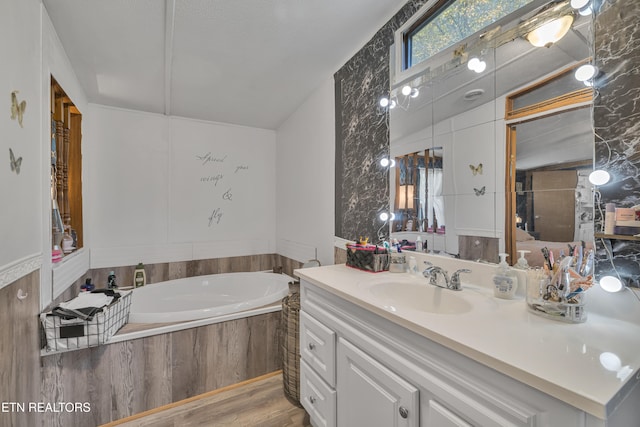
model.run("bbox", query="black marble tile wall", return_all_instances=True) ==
[334,0,428,244]
[594,0,640,287]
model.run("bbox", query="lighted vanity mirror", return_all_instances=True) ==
[389,0,594,264]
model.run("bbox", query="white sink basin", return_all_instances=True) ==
[367,280,473,315]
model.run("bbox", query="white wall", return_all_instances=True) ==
[0,1,91,307]
[0,0,43,290]
[276,78,335,266]
[86,105,277,268]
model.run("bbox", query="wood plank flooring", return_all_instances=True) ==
[101,371,310,427]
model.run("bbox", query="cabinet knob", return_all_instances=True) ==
[399,406,409,419]
[308,342,316,351]
[309,396,316,404]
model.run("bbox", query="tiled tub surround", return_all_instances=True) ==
[594,0,640,286]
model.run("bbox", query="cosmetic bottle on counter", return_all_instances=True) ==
[493,253,518,299]
[604,203,616,234]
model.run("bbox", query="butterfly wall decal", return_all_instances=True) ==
[11,91,27,128]
[473,186,485,196]
[9,148,22,175]
[469,163,483,175]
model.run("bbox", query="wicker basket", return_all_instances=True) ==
[282,282,302,407]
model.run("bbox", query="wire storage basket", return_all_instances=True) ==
[282,281,302,407]
[41,290,132,352]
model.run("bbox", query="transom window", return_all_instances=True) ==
[404,0,534,70]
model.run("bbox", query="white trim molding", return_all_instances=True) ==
[0,253,42,290]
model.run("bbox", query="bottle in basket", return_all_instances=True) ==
[134,263,146,288]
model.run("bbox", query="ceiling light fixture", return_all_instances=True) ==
[526,15,574,48]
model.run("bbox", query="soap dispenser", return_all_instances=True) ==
[514,250,530,270]
[493,253,518,299]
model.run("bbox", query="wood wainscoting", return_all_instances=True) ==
[41,310,283,427]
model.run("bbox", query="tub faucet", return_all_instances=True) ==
[450,269,471,291]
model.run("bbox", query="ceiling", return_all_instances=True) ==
[43,0,405,130]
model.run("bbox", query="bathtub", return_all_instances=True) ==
[127,271,292,323]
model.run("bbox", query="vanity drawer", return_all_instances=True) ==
[301,359,337,427]
[300,310,336,387]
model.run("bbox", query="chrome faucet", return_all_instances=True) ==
[423,262,471,291]
[423,265,450,289]
[450,269,471,291]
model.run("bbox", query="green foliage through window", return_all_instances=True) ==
[408,0,533,68]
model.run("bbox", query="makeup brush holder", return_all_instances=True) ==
[526,275,587,323]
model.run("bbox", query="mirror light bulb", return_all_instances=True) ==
[379,212,389,221]
[588,169,610,186]
[389,100,397,109]
[401,85,412,96]
[467,57,486,73]
[380,158,395,168]
[467,57,480,70]
[570,0,590,9]
[410,88,420,98]
[379,97,389,107]
[575,64,597,82]
[599,275,623,292]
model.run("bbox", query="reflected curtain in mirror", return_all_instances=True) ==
[394,150,444,233]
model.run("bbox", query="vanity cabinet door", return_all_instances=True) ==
[337,338,419,427]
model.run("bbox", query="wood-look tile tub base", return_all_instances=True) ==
[40,310,283,427]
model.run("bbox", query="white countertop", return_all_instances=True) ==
[295,263,640,420]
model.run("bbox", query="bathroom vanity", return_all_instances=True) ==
[296,263,640,427]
